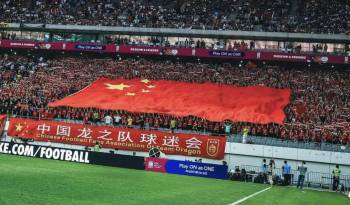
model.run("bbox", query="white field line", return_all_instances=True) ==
[229,186,272,205]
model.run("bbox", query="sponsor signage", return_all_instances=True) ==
[0,40,36,48]
[209,50,244,58]
[166,160,228,179]
[0,40,115,53]
[313,55,329,64]
[0,141,89,163]
[7,118,226,159]
[75,44,105,51]
[271,53,308,62]
[0,40,348,64]
[245,51,310,63]
[145,157,228,179]
[145,157,167,173]
[130,47,159,53]
[320,56,329,63]
[36,43,52,50]
[118,45,161,55]
[0,141,145,169]
[9,42,36,48]
[272,54,307,60]
[162,47,179,56]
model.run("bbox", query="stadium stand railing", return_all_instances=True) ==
[227,135,350,153]
[240,165,350,191]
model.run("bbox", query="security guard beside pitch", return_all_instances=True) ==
[332,164,341,191]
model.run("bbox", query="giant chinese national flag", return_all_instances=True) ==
[48,78,291,124]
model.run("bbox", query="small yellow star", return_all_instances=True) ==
[140,79,151,84]
[105,83,131,90]
[126,92,136,96]
[146,85,156,89]
[141,89,150,93]
[15,123,24,132]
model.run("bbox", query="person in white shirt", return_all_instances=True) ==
[104,115,113,126]
[114,113,121,125]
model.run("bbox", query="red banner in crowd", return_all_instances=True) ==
[49,78,291,124]
[7,118,226,159]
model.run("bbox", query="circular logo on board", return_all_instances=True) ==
[45,44,51,49]
[171,49,178,56]
[320,56,328,63]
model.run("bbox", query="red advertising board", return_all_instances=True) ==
[117,45,161,55]
[145,157,167,173]
[7,118,226,159]
[312,55,348,64]
[0,40,37,49]
[0,40,116,53]
[256,51,310,63]
[63,43,116,53]
[0,40,347,64]
[117,45,193,57]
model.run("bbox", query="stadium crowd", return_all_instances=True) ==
[0,53,349,145]
[0,0,349,34]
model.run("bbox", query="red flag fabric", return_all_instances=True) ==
[49,78,291,124]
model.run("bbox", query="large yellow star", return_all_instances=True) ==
[140,79,151,84]
[105,83,131,90]
[146,85,156,89]
[126,92,136,96]
[15,123,24,132]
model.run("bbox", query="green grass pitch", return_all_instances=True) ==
[0,154,348,205]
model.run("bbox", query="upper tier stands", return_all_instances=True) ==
[0,0,349,34]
